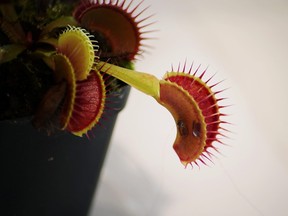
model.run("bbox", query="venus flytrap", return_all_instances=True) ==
[0,0,229,168]
[97,61,226,167]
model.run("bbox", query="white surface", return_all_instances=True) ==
[89,0,288,215]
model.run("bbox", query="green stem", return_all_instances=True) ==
[97,61,160,99]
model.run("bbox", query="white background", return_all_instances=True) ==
[89,0,288,215]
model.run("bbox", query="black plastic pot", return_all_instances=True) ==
[0,86,130,216]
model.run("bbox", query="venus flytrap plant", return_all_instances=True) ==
[0,0,229,168]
